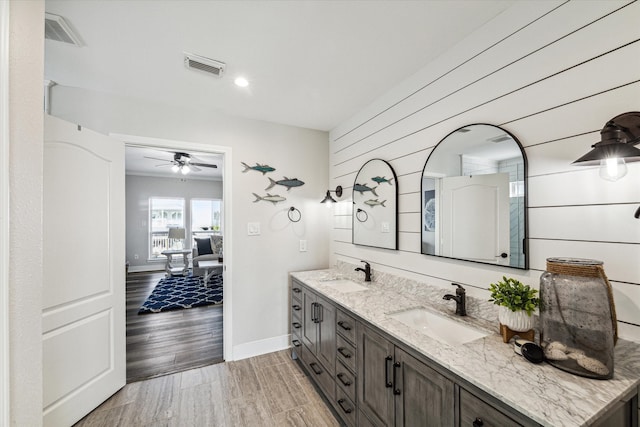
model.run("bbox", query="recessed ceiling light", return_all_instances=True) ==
[234,77,249,88]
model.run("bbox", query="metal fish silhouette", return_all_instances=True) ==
[253,193,286,205]
[266,177,305,191]
[354,183,378,196]
[364,199,386,207]
[241,162,275,175]
[372,176,393,185]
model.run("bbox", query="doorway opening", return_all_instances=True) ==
[121,136,232,383]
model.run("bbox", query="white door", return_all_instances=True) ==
[440,173,510,265]
[42,115,126,426]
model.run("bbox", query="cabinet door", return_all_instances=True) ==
[317,295,336,376]
[357,323,395,427]
[394,347,454,427]
[301,288,318,354]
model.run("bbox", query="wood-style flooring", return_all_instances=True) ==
[74,349,340,427]
[126,271,224,383]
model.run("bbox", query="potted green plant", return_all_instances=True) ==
[489,276,539,332]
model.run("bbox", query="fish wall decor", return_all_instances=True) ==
[364,199,386,207]
[353,183,378,196]
[266,177,305,191]
[241,162,276,175]
[371,176,393,185]
[253,193,286,205]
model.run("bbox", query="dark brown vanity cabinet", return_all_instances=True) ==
[357,323,454,427]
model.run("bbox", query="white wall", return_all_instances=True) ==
[8,0,44,425]
[125,174,222,269]
[330,1,640,342]
[50,86,331,357]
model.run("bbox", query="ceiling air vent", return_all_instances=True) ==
[184,52,226,77]
[45,13,82,46]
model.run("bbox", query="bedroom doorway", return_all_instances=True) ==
[120,135,232,383]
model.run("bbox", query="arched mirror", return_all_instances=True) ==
[421,124,528,269]
[353,159,398,250]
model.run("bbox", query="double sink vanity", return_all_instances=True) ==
[289,264,640,427]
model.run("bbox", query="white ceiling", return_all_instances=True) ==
[44,0,516,134]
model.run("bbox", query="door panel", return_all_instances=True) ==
[43,115,125,426]
[357,324,394,427]
[441,174,510,265]
[302,288,318,354]
[394,347,454,427]
[317,295,336,376]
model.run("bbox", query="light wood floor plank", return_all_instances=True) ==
[75,350,340,426]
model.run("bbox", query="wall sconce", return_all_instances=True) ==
[320,185,343,207]
[572,112,640,181]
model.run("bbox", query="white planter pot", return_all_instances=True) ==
[498,306,534,332]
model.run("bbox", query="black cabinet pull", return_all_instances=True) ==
[473,417,484,427]
[393,361,401,395]
[292,322,301,329]
[384,356,393,388]
[336,373,352,387]
[309,362,323,375]
[337,347,352,359]
[292,339,301,347]
[337,399,353,414]
[293,287,301,293]
[311,302,318,323]
[292,304,301,311]
[337,320,351,331]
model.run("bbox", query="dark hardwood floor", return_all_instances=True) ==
[126,271,223,383]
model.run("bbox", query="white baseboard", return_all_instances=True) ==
[231,334,290,361]
[128,264,164,273]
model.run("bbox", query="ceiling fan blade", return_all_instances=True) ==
[155,163,172,168]
[189,164,202,172]
[144,156,171,162]
[190,162,218,168]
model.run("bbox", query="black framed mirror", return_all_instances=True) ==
[421,124,528,269]
[353,159,398,250]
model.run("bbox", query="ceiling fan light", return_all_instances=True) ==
[181,165,190,174]
[171,164,180,173]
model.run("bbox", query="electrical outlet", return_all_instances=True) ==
[134,254,139,260]
[299,240,307,252]
[381,222,390,233]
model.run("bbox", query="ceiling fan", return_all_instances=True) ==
[144,152,217,175]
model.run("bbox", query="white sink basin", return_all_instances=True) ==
[321,279,369,293]
[389,308,489,346]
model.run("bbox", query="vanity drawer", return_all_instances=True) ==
[335,360,356,403]
[291,280,303,303]
[336,309,356,344]
[335,386,357,427]
[336,334,356,373]
[459,388,523,427]
[300,344,335,402]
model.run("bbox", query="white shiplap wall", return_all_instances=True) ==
[329,0,640,342]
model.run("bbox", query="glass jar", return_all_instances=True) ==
[539,258,617,379]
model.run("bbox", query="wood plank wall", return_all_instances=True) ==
[329,1,640,342]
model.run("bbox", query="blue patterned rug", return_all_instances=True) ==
[138,273,223,314]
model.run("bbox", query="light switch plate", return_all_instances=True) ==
[299,240,307,252]
[381,222,390,233]
[247,222,261,236]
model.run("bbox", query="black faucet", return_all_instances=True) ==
[355,261,372,282]
[443,283,466,316]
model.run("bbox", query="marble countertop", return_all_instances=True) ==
[290,268,640,427]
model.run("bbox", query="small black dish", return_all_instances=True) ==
[521,342,544,364]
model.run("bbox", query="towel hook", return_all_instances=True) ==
[356,208,368,222]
